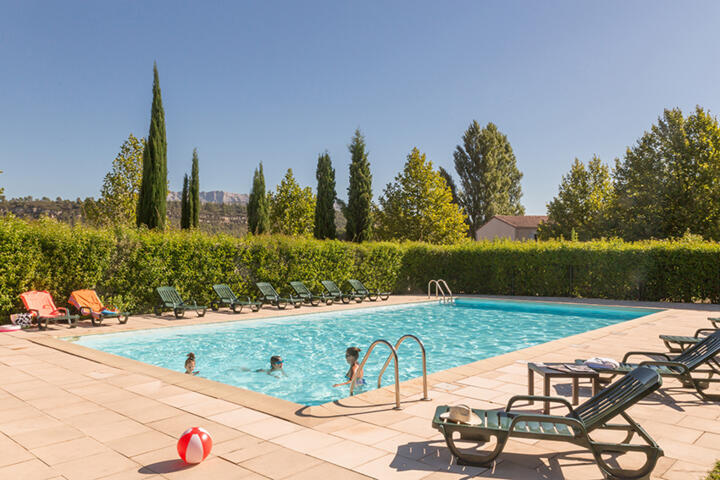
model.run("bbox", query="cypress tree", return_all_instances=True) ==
[247,163,270,234]
[346,129,372,242]
[190,148,200,228]
[314,151,337,239]
[137,63,168,229]
[438,166,459,206]
[180,174,190,229]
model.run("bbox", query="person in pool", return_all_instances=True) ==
[255,355,286,376]
[185,352,199,375]
[333,347,365,389]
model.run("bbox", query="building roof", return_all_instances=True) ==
[491,215,549,228]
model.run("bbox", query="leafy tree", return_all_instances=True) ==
[314,151,337,239]
[269,169,316,236]
[247,163,270,234]
[85,134,145,226]
[189,148,200,228]
[438,166,459,205]
[137,63,168,229]
[613,107,720,240]
[0,170,4,201]
[537,156,614,240]
[376,148,467,244]
[180,174,190,229]
[346,129,373,242]
[454,121,524,236]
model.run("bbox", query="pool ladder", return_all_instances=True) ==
[428,279,454,304]
[349,335,430,410]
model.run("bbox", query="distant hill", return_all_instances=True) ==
[167,190,248,205]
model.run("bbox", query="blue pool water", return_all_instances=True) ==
[68,299,658,406]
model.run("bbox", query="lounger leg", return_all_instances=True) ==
[590,444,660,480]
[441,426,506,467]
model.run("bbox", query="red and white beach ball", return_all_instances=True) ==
[177,427,212,464]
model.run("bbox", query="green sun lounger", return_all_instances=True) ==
[578,330,720,401]
[348,279,391,302]
[659,326,717,353]
[321,280,362,304]
[154,286,207,319]
[255,282,302,309]
[432,367,663,480]
[289,281,333,306]
[211,284,262,313]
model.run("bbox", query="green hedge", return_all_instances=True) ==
[1,216,719,318]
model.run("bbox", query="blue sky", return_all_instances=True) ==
[1,1,719,214]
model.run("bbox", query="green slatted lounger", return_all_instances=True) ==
[578,330,720,401]
[255,282,302,309]
[710,317,720,329]
[211,284,262,313]
[154,287,207,319]
[659,326,717,353]
[432,367,663,480]
[348,279,391,302]
[321,280,362,304]
[290,281,333,306]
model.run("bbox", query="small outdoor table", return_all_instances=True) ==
[527,362,601,414]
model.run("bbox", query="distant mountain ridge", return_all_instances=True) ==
[167,190,248,205]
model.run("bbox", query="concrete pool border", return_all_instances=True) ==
[26,295,667,428]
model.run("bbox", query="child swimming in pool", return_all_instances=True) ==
[333,347,365,389]
[256,355,286,376]
[185,352,199,375]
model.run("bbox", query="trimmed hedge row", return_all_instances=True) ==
[1,216,719,318]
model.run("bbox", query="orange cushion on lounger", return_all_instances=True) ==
[20,290,62,317]
[68,289,105,313]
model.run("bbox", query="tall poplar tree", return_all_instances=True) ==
[180,174,190,229]
[136,63,168,229]
[438,166,459,206]
[248,163,270,234]
[314,151,337,239]
[346,129,372,242]
[189,148,200,228]
[454,121,524,236]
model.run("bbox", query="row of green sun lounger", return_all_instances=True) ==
[154,280,392,318]
[433,324,720,479]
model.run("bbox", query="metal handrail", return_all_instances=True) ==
[378,334,430,401]
[427,279,446,303]
[438,279,454,303]
[350,339,402,409]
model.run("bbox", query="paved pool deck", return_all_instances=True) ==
[0,295,719,479]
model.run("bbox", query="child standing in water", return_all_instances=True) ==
[185,352,199,375]
[333,347,365,389]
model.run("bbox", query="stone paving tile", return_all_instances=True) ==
[240,448,322,479]
[31,436,111,466]
[271,428,342,454]
[12,423,85,449]
[0,458,58,480]
[53,450,141,480]
[105,429,177,457]
[0,432,35,467]
[309,439,387,469]
[218,439,282,464]
[284,461,372,480]
[355,453,437,479]
[236,416,304,440]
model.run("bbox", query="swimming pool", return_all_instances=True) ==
[68,299,658,406]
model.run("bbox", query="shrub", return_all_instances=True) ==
[1,216,719,319]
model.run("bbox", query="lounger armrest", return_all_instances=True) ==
[638,360,690,374]
[622,351,671,362]
[79,306,92,316]
[506,395,574,413]
[694,328,717,337]
[28,308,39,318]
[709,317,720,328]
[509,414,586,437]
[56,307,70,316]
